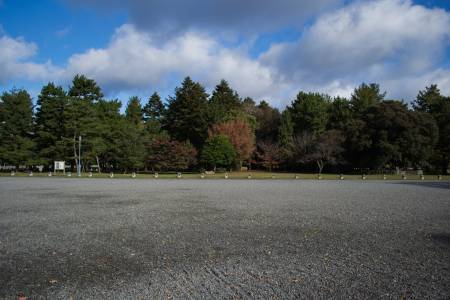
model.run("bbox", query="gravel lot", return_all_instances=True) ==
[0,178,449,299]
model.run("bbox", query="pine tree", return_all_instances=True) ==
[143,92,165,121]
[0,89,35,167]
[35,83,67,166]
[125,96,143,126]
[209,80,241,123]
[164,77,209,148]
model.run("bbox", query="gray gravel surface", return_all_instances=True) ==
[0,178,449,299]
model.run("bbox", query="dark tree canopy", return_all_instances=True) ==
[0,89,35,166]
[164,77,209,148]
[289,91,330,135]
[143,92,165,121]
[350,83,385,115]
[0,75,448,174]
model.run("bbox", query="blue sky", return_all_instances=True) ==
[1,0,450,108]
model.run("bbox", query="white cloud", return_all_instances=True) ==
[0,34,61,83]
[1,0,450,107]
[65,25,290,105]
[262,0,450,100]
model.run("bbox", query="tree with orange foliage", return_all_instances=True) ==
[209,119,255,168]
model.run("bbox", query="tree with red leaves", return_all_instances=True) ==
[209,119,255,168]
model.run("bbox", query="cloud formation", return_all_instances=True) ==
[0,34,61,83]
[67,0,342,37]
[1,0,450,106]
[263,0,450,98]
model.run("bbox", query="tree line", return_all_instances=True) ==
[0,75,449,174]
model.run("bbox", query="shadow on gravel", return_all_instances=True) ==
[391,181,450,190]
[429,233,450,246]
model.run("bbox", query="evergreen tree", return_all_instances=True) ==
[350,83,385,115]
[68,74,103,103]
[164,77,209,148]
[0,89,35,167]
[254,101,281,143]
[125,96,143,126]
[289,91,330,135]
[143,92,165,121]
[209,80,241,123]
[35,83,67,166]
[65,75,103,171]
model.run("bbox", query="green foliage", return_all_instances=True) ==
[164,77,209,148]
[1,75,448,174]
[350,83,385,115]
[254,101,281,143]
[201,135,236,170]
[143,92,165,121]
[209,80,241,123]
[68,74,103,103]
[289,91,330,135]
[0,89,35,166]
[35,83,68,165]
[125,96,143,126]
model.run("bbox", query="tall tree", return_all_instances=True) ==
[35,83,67,166]
[350,83,385,115]
[143,92,165,121]
[68,74,103,103]
[413,84,443,114]
[125,96,143,126]
[289,92,330,135]
[65,75,103,171]
[209,79,241,123]
[414,85,450,173]
[164,77,209,148]
[254,101,281,143]
[0,89,35,167]
[327,97,353,131]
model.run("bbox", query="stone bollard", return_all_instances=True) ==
[295,174,299,179]
[88,172,93,178]
[10,171,15,176]
[402,174,407,180]
[339,174,344,180]
[383,174,387,180]
[28,171,33,177]
[224,173,229,179]
[109,172,114,178]
[131,172,136,178]
[438,175,442,180]
[271,174,276,179]
[67,172,72,177]
[420,174,425,180]
[154,172,159,179]
[317,174,322,180]
[48,172,52,177]
[362,174,366,180]
[177,172,182,178]
[247,174,252,179]
[200,173,205,179]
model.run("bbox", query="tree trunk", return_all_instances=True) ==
[73,135,78,172]
[96,155,101,173]
[317,160,324,174]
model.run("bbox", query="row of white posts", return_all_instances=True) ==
[10,170,444,180]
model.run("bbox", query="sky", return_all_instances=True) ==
[1,0,450,108]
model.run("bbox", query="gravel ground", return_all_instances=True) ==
[0,178,449,299]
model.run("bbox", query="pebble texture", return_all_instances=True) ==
[0,178,449,299]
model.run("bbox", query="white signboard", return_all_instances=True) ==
[54,161,65,171]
